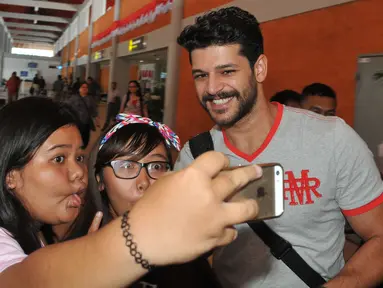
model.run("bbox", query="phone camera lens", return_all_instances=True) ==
[276,171,280,176]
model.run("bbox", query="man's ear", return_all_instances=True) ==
[253,54,268,83]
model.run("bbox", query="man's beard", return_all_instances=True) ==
[200,78,257,128]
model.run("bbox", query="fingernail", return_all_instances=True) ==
[253,165,263,176]
[233,230,238,241]
[96,211,103,217]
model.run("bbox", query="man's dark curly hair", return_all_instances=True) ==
[177,6,264,69]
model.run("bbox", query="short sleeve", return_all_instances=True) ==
[334,118,383,216]
[174,142,195,171]
[0,228,27,273]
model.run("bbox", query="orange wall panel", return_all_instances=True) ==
[175,49,214,144]
[175,0,383,143]
[100,65,110,94]
[118,0,170,43]
[183,0,233,18]
[69,39,76,62]
[61,67,67,77]
[78,28,89,58]
[129,64,139,81]
[261,0,383,126]
[93,6,115,36]
[119,13,170,43]
[92,6,115,52]
[61,45,68,63]
[67,67,73,80]
[120,0,152,19]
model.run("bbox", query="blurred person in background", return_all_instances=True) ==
[65,82,99,147]
[72,77,81,94]
[53,75,64,101]
[87,77,101,103]
[30,73,40,96]
[120,80,148,117]
[6,72,21,103]
[39,76,46,96]
[270,89,302,108]
[102,81,121,131]
[301,83,337,116]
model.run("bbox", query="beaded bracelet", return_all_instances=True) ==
[121,211,155,271]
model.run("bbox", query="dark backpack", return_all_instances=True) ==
[188,131,326,288]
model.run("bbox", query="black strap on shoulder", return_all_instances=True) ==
[189,132,326,288]
[249,221,326,287]
[189,131,214,159]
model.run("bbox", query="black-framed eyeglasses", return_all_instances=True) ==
[105,160,171,180]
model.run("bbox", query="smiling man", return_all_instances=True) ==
[175,6,383,288]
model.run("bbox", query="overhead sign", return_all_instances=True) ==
[129,36,146,52]
[28,62,38,68]
[94,50,105,61]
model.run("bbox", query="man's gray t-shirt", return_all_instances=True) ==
[174,104,383,287]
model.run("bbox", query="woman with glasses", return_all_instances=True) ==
[120,81,149,117]
[83,113,223,287]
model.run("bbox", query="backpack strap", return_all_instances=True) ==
[189,131,214,159]
[249,221,326,288]
[188,131,326,288]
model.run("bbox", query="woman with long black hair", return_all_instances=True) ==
[120,80,149,117]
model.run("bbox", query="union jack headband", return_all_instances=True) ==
[99,113,181,151]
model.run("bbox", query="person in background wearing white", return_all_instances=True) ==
[102,81,122,131]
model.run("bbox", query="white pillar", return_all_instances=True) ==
[0,25,5,80]
[73,19,81,79]
[66,40,71,79]
[86,0,94,79]
[107,0,120,102]
[163,0,184,128]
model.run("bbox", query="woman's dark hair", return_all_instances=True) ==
[0,97,87,254]
[301,83,337,101]
[270,90,302,105]
[177,6,263,69]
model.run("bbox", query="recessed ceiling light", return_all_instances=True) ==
[139,60,144,63]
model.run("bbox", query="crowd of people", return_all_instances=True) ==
[270,83,337,116]
[3,72,48,104]
[0,6,382,288]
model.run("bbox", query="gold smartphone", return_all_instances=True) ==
[231,163,285,221]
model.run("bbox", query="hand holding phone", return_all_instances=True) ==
[230,163,284,221]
